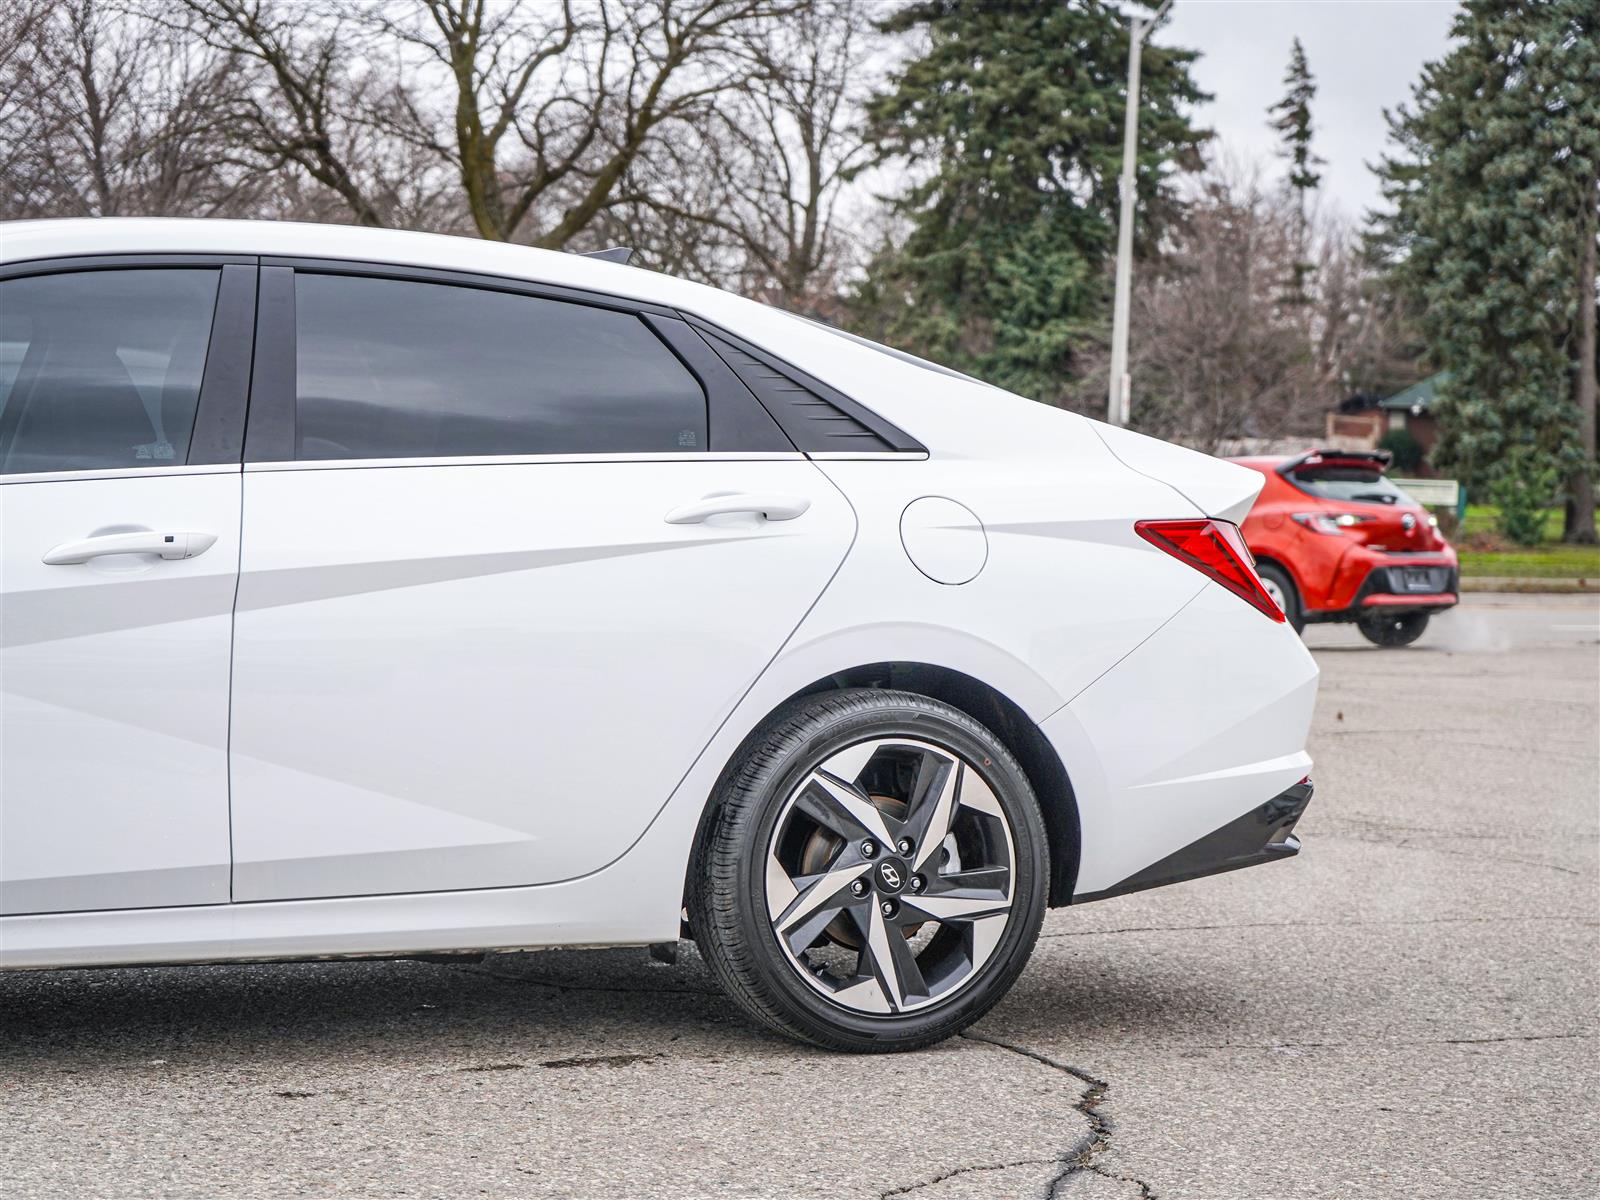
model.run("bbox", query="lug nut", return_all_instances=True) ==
[860,840,878,858]
[897,838,914,855]
[850,879,868,897]
[880,900,897,917]
[909,875,925,893]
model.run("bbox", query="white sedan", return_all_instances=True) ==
[0,219,1317,1051]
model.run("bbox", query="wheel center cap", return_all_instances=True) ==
[875,857,909,895]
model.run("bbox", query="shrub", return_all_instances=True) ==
[1377,427,1424,472]
[1488,450,1559,546]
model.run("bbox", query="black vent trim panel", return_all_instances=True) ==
[686,319,925,455]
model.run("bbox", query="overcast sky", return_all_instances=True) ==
[1158,1,1461,221]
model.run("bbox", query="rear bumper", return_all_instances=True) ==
[1073,779,1314,903]
[1308,557,1460,622]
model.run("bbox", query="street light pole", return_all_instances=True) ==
[1106,0,1172,427]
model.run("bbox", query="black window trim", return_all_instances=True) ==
[0,253,258,479]
[248,255,922,463]
[243,264,294,463]
[640,313,794,453]
[257,255,677,317]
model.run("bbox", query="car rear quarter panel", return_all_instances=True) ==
[1050,581,1317,896]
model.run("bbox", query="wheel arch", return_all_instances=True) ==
[692,661,1082,910]
[1251,551,1301,598]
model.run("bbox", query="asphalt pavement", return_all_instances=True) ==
[1,593,1595,1199]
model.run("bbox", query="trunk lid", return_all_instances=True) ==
[1091,423,1265,524]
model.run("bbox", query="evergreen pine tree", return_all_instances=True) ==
[1268,37,1323,303]
[1370,0,1598,542]
[851,0,1208,405]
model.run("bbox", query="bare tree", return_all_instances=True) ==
[173,0,797,245]
[615,0,877,307]
[1122,165,1324,453]
[168,0,426,227]
[0,0,256,219]
[1062,160,1423,454]
[1309,220,1425,406]
[0,0,57,214]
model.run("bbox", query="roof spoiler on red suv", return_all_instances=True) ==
[1276,448,1393,477]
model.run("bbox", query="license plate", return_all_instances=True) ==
[1401,568,1436,592]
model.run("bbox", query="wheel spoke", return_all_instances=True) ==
[904,862,1012,924]
[933,865,1011,893]
[967,914,1008,968]
[831,974,892,1014]
[861,904,928,1011]
[904,754,961,871]
[771,860,871,952]
[951,766,1005,819]
[900,888,1011,924]
[815,740,880,788]
[795,770,896,847]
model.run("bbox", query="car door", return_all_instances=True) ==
[0,262,253,915]
[229,266,856,901]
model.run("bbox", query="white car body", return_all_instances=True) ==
[0,219,1317,971]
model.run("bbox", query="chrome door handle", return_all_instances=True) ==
[664,493,812,525]
[43,531,218,565]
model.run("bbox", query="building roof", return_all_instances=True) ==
[1380,372,1448,412]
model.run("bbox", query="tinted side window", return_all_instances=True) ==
[294,275,707,459]
[0,270,219,475]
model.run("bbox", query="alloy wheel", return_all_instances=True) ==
[763,737,1016,1015]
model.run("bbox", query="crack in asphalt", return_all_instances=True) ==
[876,1029,1138,1199]
[958,1031,1155,1200]
[879,1157,1061,1198]
[454,961,1163,1198]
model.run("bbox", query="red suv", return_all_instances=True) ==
[1229,449,1458,646]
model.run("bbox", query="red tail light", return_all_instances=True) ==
[1135,519,1286,623]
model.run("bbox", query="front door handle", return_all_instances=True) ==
[664,493,812,525]
[43,531,218,566]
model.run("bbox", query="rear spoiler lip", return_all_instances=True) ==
[1276,447,1394,477]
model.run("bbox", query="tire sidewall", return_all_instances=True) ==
[720,694,1048,1049]
[1358,610,1429,646]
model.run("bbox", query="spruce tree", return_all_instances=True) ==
[852,0,1208,406]
[1268,37,1322,304]
[1371,0,1598,542]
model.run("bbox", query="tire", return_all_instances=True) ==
[1257,562,1305,634]
[689,689,1050,1053]
[1357,610,1430,647]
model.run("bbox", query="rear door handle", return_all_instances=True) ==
[664,493,811,525]
[43,531,218,565]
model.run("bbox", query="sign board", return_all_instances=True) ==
[1393,477,1460,508]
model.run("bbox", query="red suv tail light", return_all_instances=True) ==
[1135,519,1287,623]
